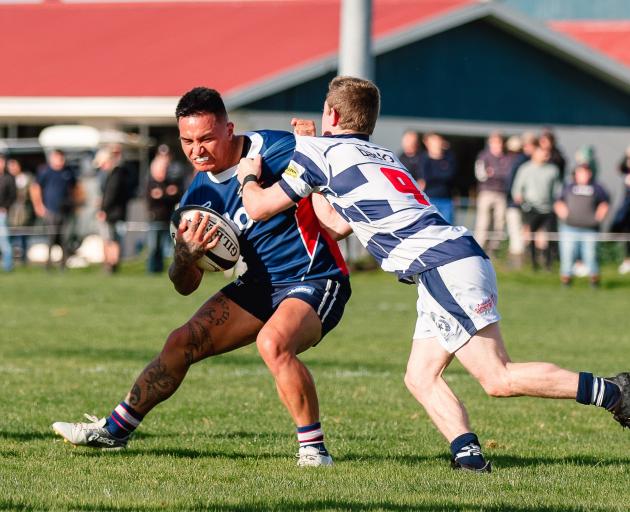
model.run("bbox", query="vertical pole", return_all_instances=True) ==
[338,0,373,79]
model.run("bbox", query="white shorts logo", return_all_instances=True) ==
[432,313,453,340]
[287,286,315,296]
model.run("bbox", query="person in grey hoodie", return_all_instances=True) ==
[511,141,560,270]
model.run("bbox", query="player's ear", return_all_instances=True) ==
[226,121,234,138]
[331,108,341,127]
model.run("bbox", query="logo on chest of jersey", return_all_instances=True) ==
[357,147,395,163]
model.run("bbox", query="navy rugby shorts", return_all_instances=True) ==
[221,275,351,340]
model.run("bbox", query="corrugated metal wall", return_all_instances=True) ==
[244,19,630,127]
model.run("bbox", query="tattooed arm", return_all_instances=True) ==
[168,212,220,295]
[168,244,204,295]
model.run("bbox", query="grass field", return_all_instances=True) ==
[1,263,630,511]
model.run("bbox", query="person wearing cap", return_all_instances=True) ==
[554,164,609,287]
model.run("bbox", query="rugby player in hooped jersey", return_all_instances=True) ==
[52,87,351,467]
[237,76,630,472]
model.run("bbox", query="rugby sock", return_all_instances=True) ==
[105,401,144,439]
[297,421,329,455]
[576,372,621,411]
[450,432,487,470]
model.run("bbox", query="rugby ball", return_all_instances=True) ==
[170,205,241,272]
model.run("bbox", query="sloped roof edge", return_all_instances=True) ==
[226,1,630,109]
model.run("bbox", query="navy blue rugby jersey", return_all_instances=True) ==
[179,130,348,284]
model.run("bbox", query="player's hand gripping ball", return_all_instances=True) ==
[170,205,241,272]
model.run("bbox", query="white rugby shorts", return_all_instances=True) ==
[412,256,501,353]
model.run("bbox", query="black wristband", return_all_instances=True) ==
[238,174,259,196]
[241,174,259,187]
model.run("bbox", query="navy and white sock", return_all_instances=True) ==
[105,401,143,439]
[297,421,328,455]
[576,372,621,411]
[450,432,487,470]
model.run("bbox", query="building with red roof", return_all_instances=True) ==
[0,0,628,205]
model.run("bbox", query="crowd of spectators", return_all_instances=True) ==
[398,129,630,285]
[0,143,188,275]
[0,130,629,286]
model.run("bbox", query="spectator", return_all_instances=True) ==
[512,142,560,271]
[0,154,17,272]
[146,145,184,273]
[418,132,457,223]
[554,164,609,287]
[504,133,536,267]
[108,143,137,201]
[474,132,512,253]
[612,145,630,274]
[30,149,77,270]
[398,130,422,183]
[539,129,566,180]
[7,158,34,265]
[94,147,129,274]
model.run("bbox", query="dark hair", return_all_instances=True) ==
[175,87,227,120]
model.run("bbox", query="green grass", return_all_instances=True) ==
[1,264,630,511]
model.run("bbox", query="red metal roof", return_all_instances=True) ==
[551,21,630,69]
[0,0,472,97]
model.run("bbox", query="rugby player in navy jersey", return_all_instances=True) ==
[52,87,350,467]
[237,76,630,473]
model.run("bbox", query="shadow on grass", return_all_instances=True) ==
[0,498,613,512]
[489,452,630,468]
[72,447,287,461]
[339,451,630,468]
[12,346,158,362]
[61,441,630,470]
[0,430,54,441]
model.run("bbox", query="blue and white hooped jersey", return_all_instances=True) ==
[279,134,486,283]
[179,130,347,284]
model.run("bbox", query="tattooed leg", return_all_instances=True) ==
[123,293,262,416]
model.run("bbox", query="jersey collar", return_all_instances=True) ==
[204,133,263,184]
[327,133,370,141]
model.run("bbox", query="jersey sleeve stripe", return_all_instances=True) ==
[278,178,303,203]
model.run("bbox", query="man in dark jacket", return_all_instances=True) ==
[95,147,129,273]
[398,130,422,182]
[146,145,184,273]
[418,133,457,224]
[0,154,17,272]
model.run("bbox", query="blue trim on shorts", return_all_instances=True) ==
[221,275,351,340]
[418,268,477,336]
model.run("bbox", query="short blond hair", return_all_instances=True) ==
[325,76,380,135]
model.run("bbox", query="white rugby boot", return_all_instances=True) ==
[296,445,334,467]
[52,414,128,449]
